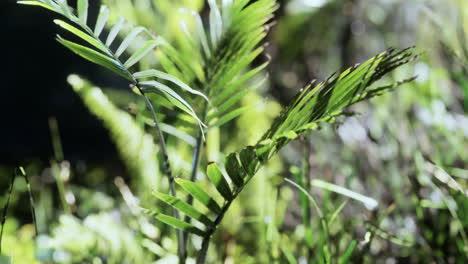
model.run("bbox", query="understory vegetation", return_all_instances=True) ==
[1,0,467,263]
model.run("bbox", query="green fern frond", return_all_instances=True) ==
[159,0,278,128]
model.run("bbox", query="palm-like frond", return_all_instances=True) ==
[157,0,278,128]
[148,48,417,239]
[19,0,205,128]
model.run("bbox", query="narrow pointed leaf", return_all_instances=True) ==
[106,17,125,47]
[18,1,56,11]
[57,0,73,18]
[338,240,357,264]
[209,106,249,128]
[56,37,131,80]
[77,0,88,24]
[175,178,222,214]
[207,162,233,201]
[311,179,378,210]
[221,0,233,30]
[179,9,211,57]
[144,209,206,236]
[115,27,145,58]
[212,61,269,107]
[225,153,246,187]
[239,146,258,177]
[159,123,196,146]
[124,40,162,68]
[94,5,110,37]
[54,20,110,55]
[329,200,348,226]
[285,178,323,218]
[134,69,209,102]
[152,191,215,227]
[139,80,205,130]
[208,0,223,47]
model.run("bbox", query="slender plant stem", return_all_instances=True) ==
[141,93,185,262]
[20,167,38,237]
[0,170,16,254]
[197,234,212,264]
[182,131,204,250]
[51,161,71,214]
[302,138,313,258]
[48,117,72,214]
[195,167,261,263]
[190,132,204,184]
[182,103,208,258]
[196,199,233,264]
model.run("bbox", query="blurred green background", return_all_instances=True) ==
[1,0,467,263]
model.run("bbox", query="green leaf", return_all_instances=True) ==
[77,0,88,24]
[54,20,110,55]
[115,27,145,58]
[209,106,249,128]
[152,191,215,228]
[221,0,234,30]
[338,240,357,264]
[139,80,206,130]
[144,209,206,236]
[328,200,348,226]
[175,178,223,215]
[207,162,233,201]
[94,5,110,37]
[225,153,245,188]
[239,146,258,177]
[159,123,196,146]
[56,37,131,80]
[57,0,73,18]
[134,69,209,102]
[106,16,125,47]
[311,179,378,210]
[18,1,56,12]
[212,62,268,107]
[124,40,163,68]
[208,0,223,47]
[179,8,211,57]
[285,178,323,218]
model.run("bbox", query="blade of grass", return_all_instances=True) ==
[338,240,357,264]
[285,178,323,218]
[311,179,378,210]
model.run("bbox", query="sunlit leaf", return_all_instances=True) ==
[224,153,245,188]
[175,178,223,214]
[152,191,215,227]
[134,69,209,101]
[124,40,163,68]
[54,20,110,55]
[207,162,232,201]
[56,37,130,80]
[94,5,110,37]
[144,209,206,236]
[106,17,125,47]
[77,0,88,24]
